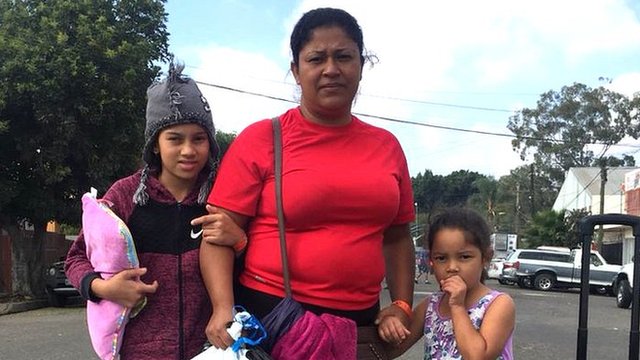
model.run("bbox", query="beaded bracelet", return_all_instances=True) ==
[391,300,412,319]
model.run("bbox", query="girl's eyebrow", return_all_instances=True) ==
[164,130,206,136]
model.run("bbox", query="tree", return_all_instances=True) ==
[0,0,170,297]
[467,176,501,230]
[563,209,591,248]
[412,170,446,219]
[442,170,483,207]
[215,131,237,158]
[496,164,558,236]
[521,209,569,248]
[507,83,639,188]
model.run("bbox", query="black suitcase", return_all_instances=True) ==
[577,214,640,360]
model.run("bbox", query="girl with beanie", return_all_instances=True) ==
[65,63,245,360]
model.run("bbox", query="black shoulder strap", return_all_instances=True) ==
[272,117,291,297]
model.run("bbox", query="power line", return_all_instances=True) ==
[195,81,295,104]
[195,79,516,112]
[353,111,517,138]
[359,94,515,113]
[194,79,640,149]
[187,63,536,112]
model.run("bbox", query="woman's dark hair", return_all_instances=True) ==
[290,7,365,66]
[426,207,493,282]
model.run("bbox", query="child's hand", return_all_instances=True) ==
[92,267,158,308]
[440,275,467,307]
[376,314,411,345]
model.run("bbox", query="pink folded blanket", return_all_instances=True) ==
[82,192,142,360]
[271,311,357,360]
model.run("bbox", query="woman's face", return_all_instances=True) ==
[155,123,210,190]
[291,25,362,123]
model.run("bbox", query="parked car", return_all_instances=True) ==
[43,258,79,307]
[613,260,636,308]
[488,257,504,279]
[500,248,620,293]
[489,257,515,285]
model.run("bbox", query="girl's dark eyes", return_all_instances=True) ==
[432,254,474,261]
[165,136,207,142]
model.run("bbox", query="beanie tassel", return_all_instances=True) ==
[197,158,216,205]
[133,166,151,205]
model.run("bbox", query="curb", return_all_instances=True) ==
[0,299,48,316]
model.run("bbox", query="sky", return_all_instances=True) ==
[164,0,640,179]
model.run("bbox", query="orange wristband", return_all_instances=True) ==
[391,300,412,319]
[233,233,248,253]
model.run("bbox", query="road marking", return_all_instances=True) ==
[414,291,433,295]
[522,291,561,297]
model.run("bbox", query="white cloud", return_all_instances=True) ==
[190,46,295,133]
[175,0,640,178]
[609,72,640,97]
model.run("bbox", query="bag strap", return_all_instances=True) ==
[272,116,292,297]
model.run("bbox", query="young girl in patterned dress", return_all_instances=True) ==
[379,208,516,359]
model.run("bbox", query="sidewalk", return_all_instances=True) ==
[0,294,48,316]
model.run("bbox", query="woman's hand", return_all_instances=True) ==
[375,305,411,338]
[205,307,235,349]
[376,311,411,345]
[91,267,158,308]
[191,205,245,247]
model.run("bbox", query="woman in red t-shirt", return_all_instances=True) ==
[192,7,416,358]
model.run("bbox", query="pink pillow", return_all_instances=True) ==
[82,192,143,360]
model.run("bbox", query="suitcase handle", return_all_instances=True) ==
[576,214,640,360]
[579,213,640,236]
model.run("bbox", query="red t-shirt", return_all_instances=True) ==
[210,108,414,310]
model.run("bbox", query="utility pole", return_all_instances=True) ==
[515,183,521,236]
[597,161,607,249]
[530,164,535,216]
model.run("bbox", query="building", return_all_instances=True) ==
[553,167,638,265]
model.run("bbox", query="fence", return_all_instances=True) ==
[0,229,71,295]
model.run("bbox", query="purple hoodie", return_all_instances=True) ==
[65,171,211,360]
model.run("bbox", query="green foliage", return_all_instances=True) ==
[443,170,484,206]
[467,176,503,231]
[522,209,570,248]
[495,164,558,234]
[413,169,485,224]
[412,170,445,218]
[215,130,237,159]
[563,209,591,248]
[59,222,79,236]
[521,208,591,249]
[507,83,639,188]
[0,0,170,228]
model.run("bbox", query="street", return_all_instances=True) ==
[397,280,632,359]
[0,280,635,359]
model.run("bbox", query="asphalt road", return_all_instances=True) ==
[396,280,633,359]
[0,280,635,359]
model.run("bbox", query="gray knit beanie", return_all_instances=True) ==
[133,62,219,205]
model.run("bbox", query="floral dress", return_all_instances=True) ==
[423,290,513,360]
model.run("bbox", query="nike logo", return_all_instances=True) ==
[190,228,203,239]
